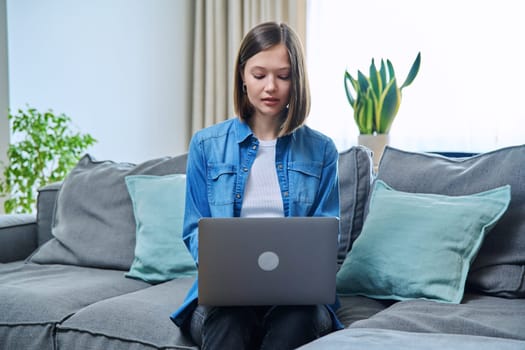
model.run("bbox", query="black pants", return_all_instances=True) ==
[188,304,334,350]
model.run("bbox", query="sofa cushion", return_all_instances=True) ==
[376,145,525,298]
[0,261,149,350]
[349,293,525,341]
[29,153,187,270]
[337,146,373,264]
[56,277,197,350]
[298,328,525,350]
[336,180,510,303]
[125,174,197,284]
[335,295,392,327]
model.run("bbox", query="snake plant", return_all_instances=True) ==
[344,52,421,134]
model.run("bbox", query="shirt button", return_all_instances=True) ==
[278,164,283,170]
[236,194,241,199]
[243,167,248,172]
[283,191,289,197]
[252,145,257,150]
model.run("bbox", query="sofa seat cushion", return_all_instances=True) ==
[0,261,149,350]
[335,295,393,327]
[56,277,197,350]
[348,293,525,341]
[298,328,525,350]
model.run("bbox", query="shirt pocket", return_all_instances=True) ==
[288,161,322,205]
[207,163,237,206]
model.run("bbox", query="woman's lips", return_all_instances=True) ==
[262,98,279,106]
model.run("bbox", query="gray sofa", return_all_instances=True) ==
[1,145,524,350]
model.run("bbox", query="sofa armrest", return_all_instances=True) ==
[0,213,37,263]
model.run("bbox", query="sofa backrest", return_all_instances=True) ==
[336,146,374,264]
[33,149,374,266]
[35,153,189,249]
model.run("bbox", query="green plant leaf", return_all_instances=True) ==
[369,59,382,99]
[357,70,369,92]
[386,60,396,82]
[344,52,421,135]
[0,106,97,213]
[379,60,388,91]
[344,70,357,107]
[400,51,421,89]
[364,96,374,134]
[378,78,401,134]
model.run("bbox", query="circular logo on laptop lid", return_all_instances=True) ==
[258,251,279,271]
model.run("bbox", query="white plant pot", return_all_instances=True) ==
[358,134,390,171]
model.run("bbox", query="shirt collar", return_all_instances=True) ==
[233,116,298,144]
[233,117,253,144]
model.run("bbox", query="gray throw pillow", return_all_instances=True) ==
[376,145,525,298]
[337,146,374,265]
[29,153,188,270]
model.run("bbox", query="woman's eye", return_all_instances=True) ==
[253,74,265,79]
[278,75,290,80]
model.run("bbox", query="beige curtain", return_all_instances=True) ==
[189,0,307,136]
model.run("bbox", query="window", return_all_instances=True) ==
[306,0,524,152]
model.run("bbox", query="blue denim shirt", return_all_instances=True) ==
[170,117,342,329]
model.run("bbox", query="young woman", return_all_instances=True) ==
[171,21,341,349]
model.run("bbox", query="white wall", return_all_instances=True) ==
[7,0,193,163]
[307,0,525,153]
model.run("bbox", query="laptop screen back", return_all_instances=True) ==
[198,217,339,306]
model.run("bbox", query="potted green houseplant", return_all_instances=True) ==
[0,107,96,213]
[344,52,421,168]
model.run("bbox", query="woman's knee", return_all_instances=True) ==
[260,305,334,349]
[190,306,260,348]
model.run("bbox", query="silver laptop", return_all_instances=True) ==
[198,216,339,306]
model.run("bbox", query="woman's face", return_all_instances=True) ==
[243,43,291,120]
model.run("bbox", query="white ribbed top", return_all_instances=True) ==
[240,139,284,217]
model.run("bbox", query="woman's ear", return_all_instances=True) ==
[240,71,246,93]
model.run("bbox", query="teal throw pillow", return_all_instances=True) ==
[125,174,196,284]
[336,180,511,303]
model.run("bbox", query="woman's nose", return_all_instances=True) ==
[265,77,276,92]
